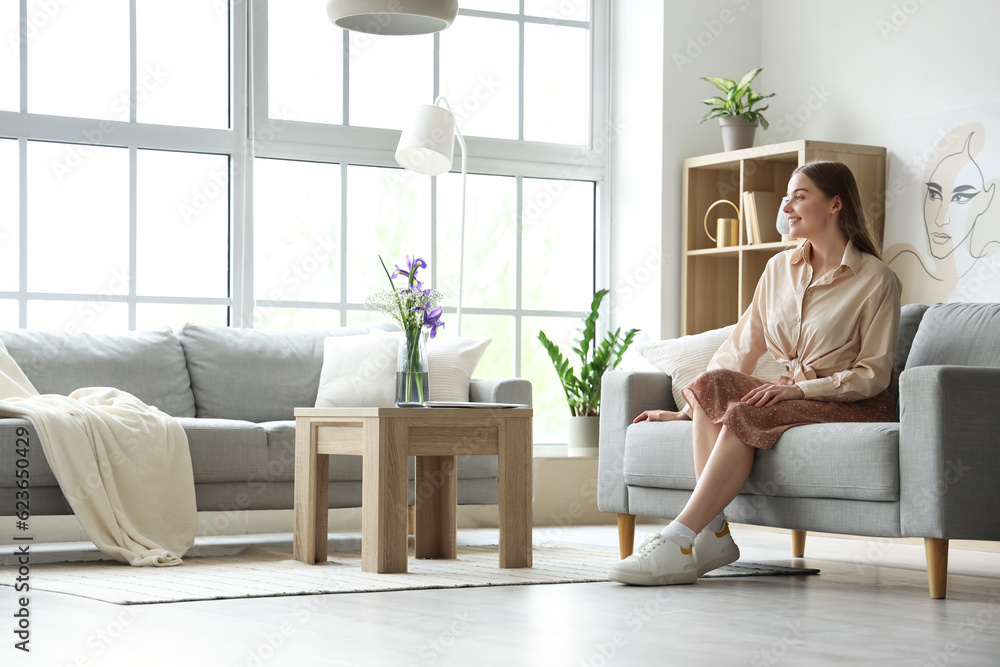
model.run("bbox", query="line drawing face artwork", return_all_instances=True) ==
[886,122,1000,304]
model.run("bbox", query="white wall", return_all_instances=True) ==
[609,0,1000,340]
[610,0,762,342]
[760,0,1000,145]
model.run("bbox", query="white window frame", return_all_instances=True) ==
[1,0,611,359]
[0,0,247,329]
[245,0,612,377]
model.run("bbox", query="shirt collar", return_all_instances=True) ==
[790,239,862,276]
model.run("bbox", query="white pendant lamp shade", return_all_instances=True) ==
[395,104,457,176]
[326,0,458,36]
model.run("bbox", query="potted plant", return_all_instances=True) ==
[538,289,639,456]
[699,67,774,151]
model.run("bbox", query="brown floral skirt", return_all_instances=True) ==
[681,368,897,451]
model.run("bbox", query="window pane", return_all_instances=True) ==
[346,309,387,328]
[0,300,17,329]
[0,139,17,291]
[345,166,431,303]
[28,300,127,333]
[253,306,340,330]
[523,315,578,444]
[523,24,589,144]
[0,3,17,112]
[136,304,228,331]
[439,16,518,139]
[137,150,229,298]
[268,0,343,124]
[136,0,228,128]
[27,142,128,294]
[437,173,515,310]
[349,33,432,129]
[521,179,594,311]
[525,0,590,21]
[254,159,340,303]
[27,0,129,120]
[452,314,514,379]
[460,1,519,12]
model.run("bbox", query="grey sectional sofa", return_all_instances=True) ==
[598,302,1000,598]
[0,323,531,520]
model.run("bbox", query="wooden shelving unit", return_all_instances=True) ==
[680,140,887,336]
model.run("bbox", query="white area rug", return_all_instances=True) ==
[0,543,818,605]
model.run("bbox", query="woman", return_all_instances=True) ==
[609,161,902,586]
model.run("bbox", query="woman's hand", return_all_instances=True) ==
[633,410,689,423]
[741,383,805,408]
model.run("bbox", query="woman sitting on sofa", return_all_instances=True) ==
[609,161,902,586]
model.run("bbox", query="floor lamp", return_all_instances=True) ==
[395,97,467,335]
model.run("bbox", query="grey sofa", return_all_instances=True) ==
[598,302,1000,598]
[0,323,531,523]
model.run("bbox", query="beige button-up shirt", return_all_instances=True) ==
[707,240,902,402]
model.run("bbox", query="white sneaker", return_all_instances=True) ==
[608,533,698,586]
[694,521,741,577]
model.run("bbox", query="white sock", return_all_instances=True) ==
[706,513,726,533]
[660,521,697,549]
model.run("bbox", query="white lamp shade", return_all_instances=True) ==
[395,104,456,176]
[326,0,458,36]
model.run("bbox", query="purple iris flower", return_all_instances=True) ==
[391,256,427,281]
[414,304,445,338]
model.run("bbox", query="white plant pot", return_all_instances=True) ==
[567,415,600,457]
[719,116,758,152]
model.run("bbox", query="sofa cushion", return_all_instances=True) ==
[905,302,1000,370]
[0,328,196,418]
[890,303,929,401]
[175,418,268,485]
[178,323,394,422]
[623,421,900,502]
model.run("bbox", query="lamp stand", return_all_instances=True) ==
[434,96,467,336]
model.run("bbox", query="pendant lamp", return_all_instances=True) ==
[326,0,459,35]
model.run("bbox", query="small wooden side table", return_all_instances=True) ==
[292,406,533,573]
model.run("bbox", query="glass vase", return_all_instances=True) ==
[396,329,429,407]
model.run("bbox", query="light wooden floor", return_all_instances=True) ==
[3,523,999,666]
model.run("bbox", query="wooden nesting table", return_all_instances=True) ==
[292,406,533,573]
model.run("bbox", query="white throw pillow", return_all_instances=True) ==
[427,336,492,402]
[639,325,785,412]
[315,330,401,408]
[315,332,492,407]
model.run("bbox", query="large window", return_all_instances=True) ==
[0,1,609,445]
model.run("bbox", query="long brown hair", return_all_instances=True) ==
[794,161,883,260]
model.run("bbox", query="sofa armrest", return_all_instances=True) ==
[597,370,673,514]
[899,365,1000,540]
[469,378,532,407]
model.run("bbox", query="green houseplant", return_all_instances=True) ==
[699,67,775,151]
[538,289,639,455]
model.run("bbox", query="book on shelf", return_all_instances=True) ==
[741,191,755,244]
[742,191,785,244]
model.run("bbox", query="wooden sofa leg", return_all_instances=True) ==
[925,538,949,599]
[408,505,416,536]
[791,530,806,558]
[617,513,636,559]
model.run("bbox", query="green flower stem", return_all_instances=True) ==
[403,328,424,404]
